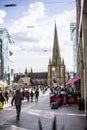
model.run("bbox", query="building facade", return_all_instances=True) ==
[0,28,14,89]
[48,23,65,87]
[76,0,87,116]
[70,23,77,75]
[14,72,48,87]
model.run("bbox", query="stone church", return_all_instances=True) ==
[14,23,66,88]
[48,23,65,87]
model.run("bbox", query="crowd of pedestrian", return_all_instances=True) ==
[0,85,49,120]
[10,87,41,120]
[50,85,81,98]
[0,88,38,106]
[0,90,9,109]
[21,88,39,102]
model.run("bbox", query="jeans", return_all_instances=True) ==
[16,105,21,118]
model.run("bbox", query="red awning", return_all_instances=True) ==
[66,76,81,86]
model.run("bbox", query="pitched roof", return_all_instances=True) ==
[18,77,30,84]
[28,72,48,79]
[14,72,48,83]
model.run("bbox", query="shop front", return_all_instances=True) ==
[65,76,81,105]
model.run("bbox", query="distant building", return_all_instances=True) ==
[70,23,77,75]
[18,77,30,87]
[14,72,48,87]
[48,23,65,87]
[14,73,25,83]
[69,71,75,79]
[28,72,48,86]
[14,23,67,88]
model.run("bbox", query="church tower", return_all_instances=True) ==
[48,23,65,87]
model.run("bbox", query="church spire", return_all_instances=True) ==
[49,58,51,65]
[52,22,60,66]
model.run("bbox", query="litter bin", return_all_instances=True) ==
[78,98,84,110]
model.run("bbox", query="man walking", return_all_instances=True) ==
[11,90,24,120]
[35,89,39,102]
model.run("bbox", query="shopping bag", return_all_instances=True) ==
[0,102,3,109]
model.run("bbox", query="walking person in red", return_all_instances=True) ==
[25,90,30,102]
[11,90,24,120]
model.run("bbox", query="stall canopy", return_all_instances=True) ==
[66,76,81,86]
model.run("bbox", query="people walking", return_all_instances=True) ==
[30,90,34,102]
[35,89,39,102]
[11,90,24,120]
[25,90,30,102]
[21,90,25,99]
[4,90,9,103]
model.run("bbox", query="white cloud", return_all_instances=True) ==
[8,2,76,73]
[28,2,45,19]
[9,2,45,34]
[0,10,6,24]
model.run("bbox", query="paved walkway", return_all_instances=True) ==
[0,89,87,130]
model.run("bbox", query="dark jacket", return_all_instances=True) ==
[11,91,24,106]
[0,93,5,104]
[35,90,39,97]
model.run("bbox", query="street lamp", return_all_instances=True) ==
[52,66,57,87]
[27,26,34,28]
[4,4,16,7]
[52,67,55,71]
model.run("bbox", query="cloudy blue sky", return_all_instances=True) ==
[0,0,76,73]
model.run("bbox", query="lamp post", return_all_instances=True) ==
[52,66,57,87]
[4,4,16,7]
[27,26,34,28]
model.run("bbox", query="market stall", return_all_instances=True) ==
[50,94,64,106]
[65,76,81,105]
[50,76,81,108]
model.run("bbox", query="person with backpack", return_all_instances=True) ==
[11,90,24,120]
[35,89,39,102]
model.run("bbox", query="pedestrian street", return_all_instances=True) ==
[0,89,87,130]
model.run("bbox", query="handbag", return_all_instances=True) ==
[0,102,3,109]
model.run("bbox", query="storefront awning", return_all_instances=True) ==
[66,76,81,86]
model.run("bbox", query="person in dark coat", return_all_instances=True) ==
[4,90,9,103]
[35,89,39,102]
[30,90,34,102]
[0,91,5,109]
[11,90,24,120]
